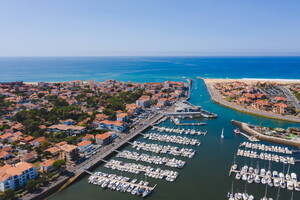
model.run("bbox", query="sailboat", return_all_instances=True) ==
[221,128,224,139]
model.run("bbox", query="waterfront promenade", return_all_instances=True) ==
[201,78,300,123]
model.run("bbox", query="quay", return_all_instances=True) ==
[232,120,300,149]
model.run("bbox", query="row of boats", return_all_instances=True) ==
[88,172,154,197]
[231,165,300,191]
[239,142,293,154]
[116,150,185,168]
[143,133,201,146]
[132,141,196,158]
[152,126,207,135]
[236,149,296,165]
[104,160,179,182]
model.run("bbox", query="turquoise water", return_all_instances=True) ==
[1,57,300,82]
[1,57,299,199]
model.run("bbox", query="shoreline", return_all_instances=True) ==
[232,120,300,149]
[199,77,300,123]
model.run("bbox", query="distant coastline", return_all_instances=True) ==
[199,77,300,123]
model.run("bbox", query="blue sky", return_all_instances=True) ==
[0,0,300,56]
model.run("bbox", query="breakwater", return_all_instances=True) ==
[232,120,300,149]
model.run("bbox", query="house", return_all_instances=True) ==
[135,95,151,108]
[54,141,67,148]
[126,103,142,115]
[48,124,86,136]
[0,162,38,192]
[45,146,60,156]
[273,103,289,114]
[82,134,94,141]
[21,153,37,163]
[59,144,79,162]
[21,136,34,144]
[29,137,47,147]
[40,159,55,172]
[0,151,12,160]
[95,133,112,145]
[116,113,128,122]
[62,119,75,125]
[77,141,93,152]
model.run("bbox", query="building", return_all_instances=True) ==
[29,137,47,147]
[40,159,55,172]
[0,162,38,192]
[82,134,94,141]
[45,146,60,156]
[77,141,93,152]
[135,95,151,108]
[116,113,128,122]
[95,133,112,145]
[98,120,126,132]
[48,124,86,136]
[59,144,79,162]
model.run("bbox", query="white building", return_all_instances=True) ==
[0,162,38,192]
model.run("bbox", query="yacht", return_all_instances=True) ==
[221,128,224,139]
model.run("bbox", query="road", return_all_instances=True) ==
[278,86,300,111]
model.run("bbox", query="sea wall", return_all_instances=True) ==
[232,120,300,149]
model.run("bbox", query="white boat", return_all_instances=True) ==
[221,128,224,139]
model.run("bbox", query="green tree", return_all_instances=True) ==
[53,160,66,171]
[25,180,38,192]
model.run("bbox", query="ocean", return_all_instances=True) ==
[1,57,300,83]
[1,57,299,199]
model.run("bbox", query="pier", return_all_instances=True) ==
[104,160,179,181]
[116,150,185,168]
[88,171,156,197]
[143,133,201,146]
[132,141,196,158]
[228,166,300,190]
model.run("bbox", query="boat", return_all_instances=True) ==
[234,129,240,134]
[142,188,152,197]
[221,128,224,139]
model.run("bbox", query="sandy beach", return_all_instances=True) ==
[199,77,300,84]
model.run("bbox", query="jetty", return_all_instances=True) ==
[116,150,185,168]
[228,165,300,191]
[239,142,293,154]
[87,171,156,197]
[104,160,179,182]
[152,126,207,136]
[232,120,300,149]
[143,133,201,146]
[132,141,196,158]
[236,149,296,165]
